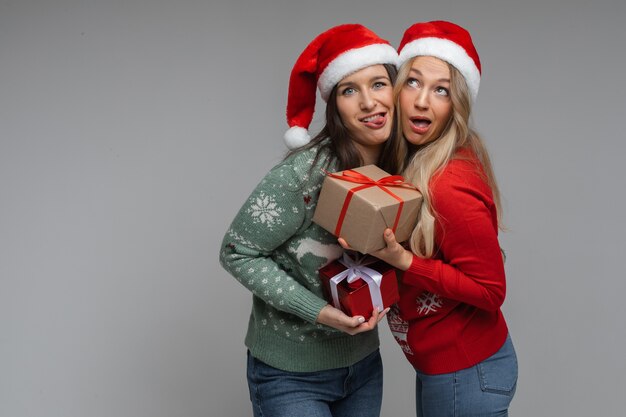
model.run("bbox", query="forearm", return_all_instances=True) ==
[402,255,505,311]
[220,238,328,323]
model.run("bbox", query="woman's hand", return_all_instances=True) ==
[338,228,414,271]
[316,304,389,336]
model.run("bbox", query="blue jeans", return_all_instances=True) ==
[247,349,383,417]
[415,335,517,417]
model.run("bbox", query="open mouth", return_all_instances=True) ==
[409,116,431,134]
[360,112,387,128]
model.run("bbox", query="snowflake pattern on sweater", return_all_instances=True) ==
[219,142,381,372]
[416,291,443,315]
[246,193,285,230]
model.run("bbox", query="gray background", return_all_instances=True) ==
[2,0,625,416]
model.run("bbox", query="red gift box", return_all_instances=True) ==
[319,254,399,320]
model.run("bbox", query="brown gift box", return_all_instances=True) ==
[312,165,422,254]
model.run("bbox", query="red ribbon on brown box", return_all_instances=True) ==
[325,169,418,237]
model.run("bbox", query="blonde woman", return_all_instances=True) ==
[346,21,518,416]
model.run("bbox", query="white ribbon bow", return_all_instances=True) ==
[329,253,384,313]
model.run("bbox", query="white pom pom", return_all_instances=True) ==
[284,126,311,150]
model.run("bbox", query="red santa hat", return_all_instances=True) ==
[397,21,481,103]
[284,24,398,150]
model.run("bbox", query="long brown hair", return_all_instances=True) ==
[286,64,401,174]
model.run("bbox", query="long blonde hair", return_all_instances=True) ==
[393,58,503,257]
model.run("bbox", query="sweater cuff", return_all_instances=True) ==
[287,291,329,324]
[403,255,437,285]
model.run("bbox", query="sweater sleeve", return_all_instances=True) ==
[219,161,329,324]
[402,159,506,311]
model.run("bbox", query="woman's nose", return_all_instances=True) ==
[360,91,376,110]
[414,90,428,109]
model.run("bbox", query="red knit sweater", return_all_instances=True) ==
[388,150,509,374]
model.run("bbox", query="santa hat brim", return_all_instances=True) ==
[398,37,480,102]
[317,43,398,101]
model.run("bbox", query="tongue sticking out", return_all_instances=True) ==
[362,114,386,128]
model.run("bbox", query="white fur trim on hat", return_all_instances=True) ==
[398,37,481,102]
[317,43,398,101]
[284,126,311,150]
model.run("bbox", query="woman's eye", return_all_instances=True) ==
[406,78,419,88]
[435,87,449,96]
[341,87,356,96]
[372,81,387,89]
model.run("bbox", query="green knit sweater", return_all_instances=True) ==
[219,142,380,372]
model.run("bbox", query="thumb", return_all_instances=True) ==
[383,228,397,246]
[347,315,366,327]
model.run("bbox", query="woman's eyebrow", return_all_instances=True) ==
[409,68,450,83]
[337,75,390,89]
[336,80,355,89]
